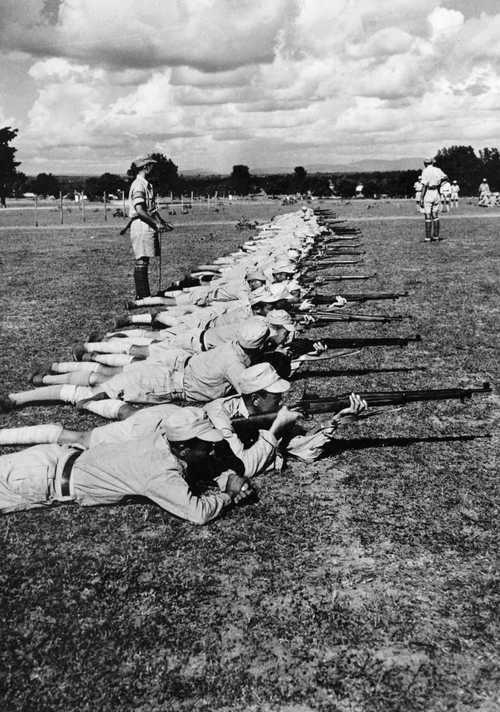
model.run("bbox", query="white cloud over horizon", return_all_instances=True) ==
[1,0,500,174]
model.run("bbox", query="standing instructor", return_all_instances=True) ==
[128,154,169,299]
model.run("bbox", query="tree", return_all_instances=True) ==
[230,165,252,195]
[0,127,20,206]
[28,173,60,197]
[293,166,307,193]
[127,153,180,196]
[85,173,128,200]
[434,145,482,194]
[479,147,500,191]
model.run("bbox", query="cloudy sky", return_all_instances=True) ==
[1,0,500,175]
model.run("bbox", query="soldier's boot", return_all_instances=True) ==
[432,219,440,240]
[134,258,150,299]
[424,220,432,242]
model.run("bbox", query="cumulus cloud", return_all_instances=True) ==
[2,0,500,172]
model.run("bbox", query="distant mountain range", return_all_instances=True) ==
[251,158,424,174]
[52,158,424,179]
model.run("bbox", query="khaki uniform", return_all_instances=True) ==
[128,174,158,258]
[0,432,232,523]
[421,165,447,217]
[100,341,251,404]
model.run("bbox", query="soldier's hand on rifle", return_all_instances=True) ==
[301,314,316,325]
[312,340,328,354]
[269,406,302,438]
[332,393,368,423]
[226,473,253,503]
[299,299,314,311]
[326,295,347,310]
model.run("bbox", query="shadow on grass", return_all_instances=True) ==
[322,433,491,457]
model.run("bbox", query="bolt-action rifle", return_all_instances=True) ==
[310,291,408,304]
[301,259,364,269]
[231,383,492,440]
[300,312,406,325]
[301,273,376,285]
[289,334,421,358]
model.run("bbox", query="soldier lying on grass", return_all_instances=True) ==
[0,364,368,470]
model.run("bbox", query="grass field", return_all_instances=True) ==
[0,202,498,712]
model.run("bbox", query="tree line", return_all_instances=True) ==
[2,127,500,202]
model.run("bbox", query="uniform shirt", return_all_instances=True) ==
[86,404,279,486]
[183,341,251,402]
[128,174,156,218]
[71,431,232,524]
[421,165,447,189]
[414,180,423,194]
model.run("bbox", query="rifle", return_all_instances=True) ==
[301,259,364,268]
[289,334,421,357]
[310,291,408,304]
[231,383,492,440]
[301,274,376,285]
[300,312,405,325]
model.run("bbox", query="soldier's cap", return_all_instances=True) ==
[238,363,290,395]
[245,268,266,282]
[249,286,283,305]
[236,317,270,349]
[163,408,223,443]
[266,309,295,332]
[272,261,296,274]
[134,154,157,169]
[423,157,434,165]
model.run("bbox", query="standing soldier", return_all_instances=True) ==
[420,157,448,242]
[478,178,490,206]
[127,154,169,299]
[450,180,460,208]
[414,174,423,212]
[440,179,452,213]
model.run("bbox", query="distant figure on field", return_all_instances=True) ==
[440,179,452,213]
[450,180,460,208]
[414,175,423,212]
[355,183,364,199]
[420,157,448,242]
[478,178,490,197]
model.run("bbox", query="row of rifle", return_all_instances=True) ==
[237,207,490,433]
[168,207,492,433]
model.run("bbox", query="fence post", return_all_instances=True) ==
[82,193,86,223]
[103,191,107,221]
[34,195,38,227]
[59,191,63,224]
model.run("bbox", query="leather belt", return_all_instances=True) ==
[427,185,440,190]
[199,327,209,351]
[61,450,82,497]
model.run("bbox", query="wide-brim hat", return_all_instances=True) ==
[236,317,270,349]
[134,154,157,169]
[266,309,295,333]
[163,408,223,442]
[238,363,290,394]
